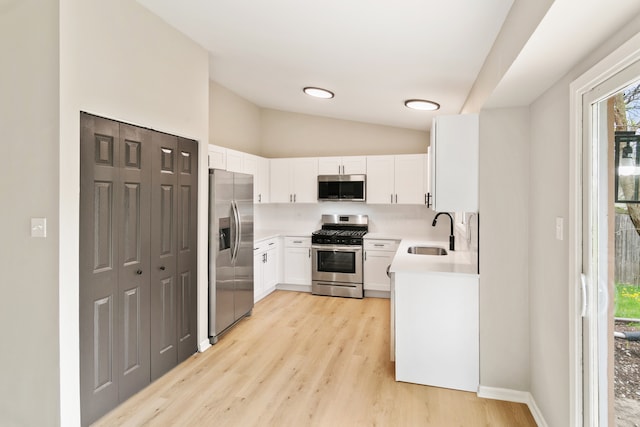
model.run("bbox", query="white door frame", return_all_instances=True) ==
[569,31,640,426]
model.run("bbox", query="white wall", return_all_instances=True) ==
[261,108,429,158]
[0,1,61,425]
[526,15,640,427]
[462,0,553,114]
[478,108,530,392]
[59,1,209,425]
[528,75,571,427]
[210,80,262,155]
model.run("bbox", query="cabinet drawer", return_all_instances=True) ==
[254,237,279,252]
[284,236,311,247]
[364,239,399,251]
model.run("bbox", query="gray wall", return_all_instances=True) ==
[210,80,262,155]
[59,0,210,424]
[260,108,429,158]
[526,14,640,427]
[0,0,61,425]
[478,108,531,391]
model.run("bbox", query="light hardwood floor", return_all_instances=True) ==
[94,290,537,426]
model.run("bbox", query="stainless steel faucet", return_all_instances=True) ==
[432,212,455,251]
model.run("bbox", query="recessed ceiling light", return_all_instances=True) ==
[404,99,440,111]
[303,87,334,99]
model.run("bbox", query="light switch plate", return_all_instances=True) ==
[31,217,47,238]
[555,217,564,241]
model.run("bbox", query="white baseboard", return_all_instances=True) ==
[198,339,212,353]
[276,283,312,293]
[477,386,547,427]
[364,290,390,299]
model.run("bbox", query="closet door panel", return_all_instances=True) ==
[80,113,121,426]
[177,138,198,362]
[150,132,179,381]
[117,124,152,401]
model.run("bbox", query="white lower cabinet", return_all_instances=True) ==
[394,272,479,392]
[363,239,399,293]
[283,236,312,285]
[254,237,279,302]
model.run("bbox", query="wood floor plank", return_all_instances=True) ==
[93,290,537,427]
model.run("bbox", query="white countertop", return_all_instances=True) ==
[389,239,478,276]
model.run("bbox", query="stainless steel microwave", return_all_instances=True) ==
[317,174,366,202]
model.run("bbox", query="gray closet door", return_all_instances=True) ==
[176,137,198,362]
[79,114,152,426]
[80,114,198,424]
[150,131,179,380]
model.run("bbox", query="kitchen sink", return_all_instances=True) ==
[407,246,448,256]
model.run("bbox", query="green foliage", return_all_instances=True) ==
[615,284,640,319]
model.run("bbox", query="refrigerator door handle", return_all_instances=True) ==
[230,200,241,263]
[229,201,237,263]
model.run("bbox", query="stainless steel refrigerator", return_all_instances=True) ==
[208,169,254,344]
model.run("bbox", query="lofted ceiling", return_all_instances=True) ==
[136,0,514,131]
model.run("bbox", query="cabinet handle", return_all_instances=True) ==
[309,248,311,258]
[395,194,398,204]
[258,194,261,203]
[294,194,297,202]
[426,192,432,208]
[293,240,302,243]
[390,194,393,203]
[136,270,143,275]
[263,253,267,263]
[338,165,341,174]
[289,194,292,202]
[268,242,275,246]
[364,252,367,261]
[374,244,384,247]
[159,266,166,271]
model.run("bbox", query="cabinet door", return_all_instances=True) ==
[225,148,243,173]
[257,157,270,203]
[431,114,479,212]
[263,246,279,290]
[342,156,367,174]
[284,246,312,285]
[364,250,395,292]
[254,250,264,302]
[269,158,291,203]
[318,157,342,175]
[208,144,226,170]
[394,154,426,205]
[366,155,395,204]
[291,158,318,203]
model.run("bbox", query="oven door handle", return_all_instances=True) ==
[311,245,362,253]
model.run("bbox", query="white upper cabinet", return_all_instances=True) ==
[430,114,479,212]
[394,154,427,204]
[208,144,227,170]
[225,148,243,173]
[256,157,270,203]
[318,156,367,175]
[243,154,270,203]
[366,154,427,205]
[270,157,318,203]
[208,145,270,203]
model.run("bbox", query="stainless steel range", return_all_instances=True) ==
[311,214,368,298]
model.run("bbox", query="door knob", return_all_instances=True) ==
[136,270,143,275]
